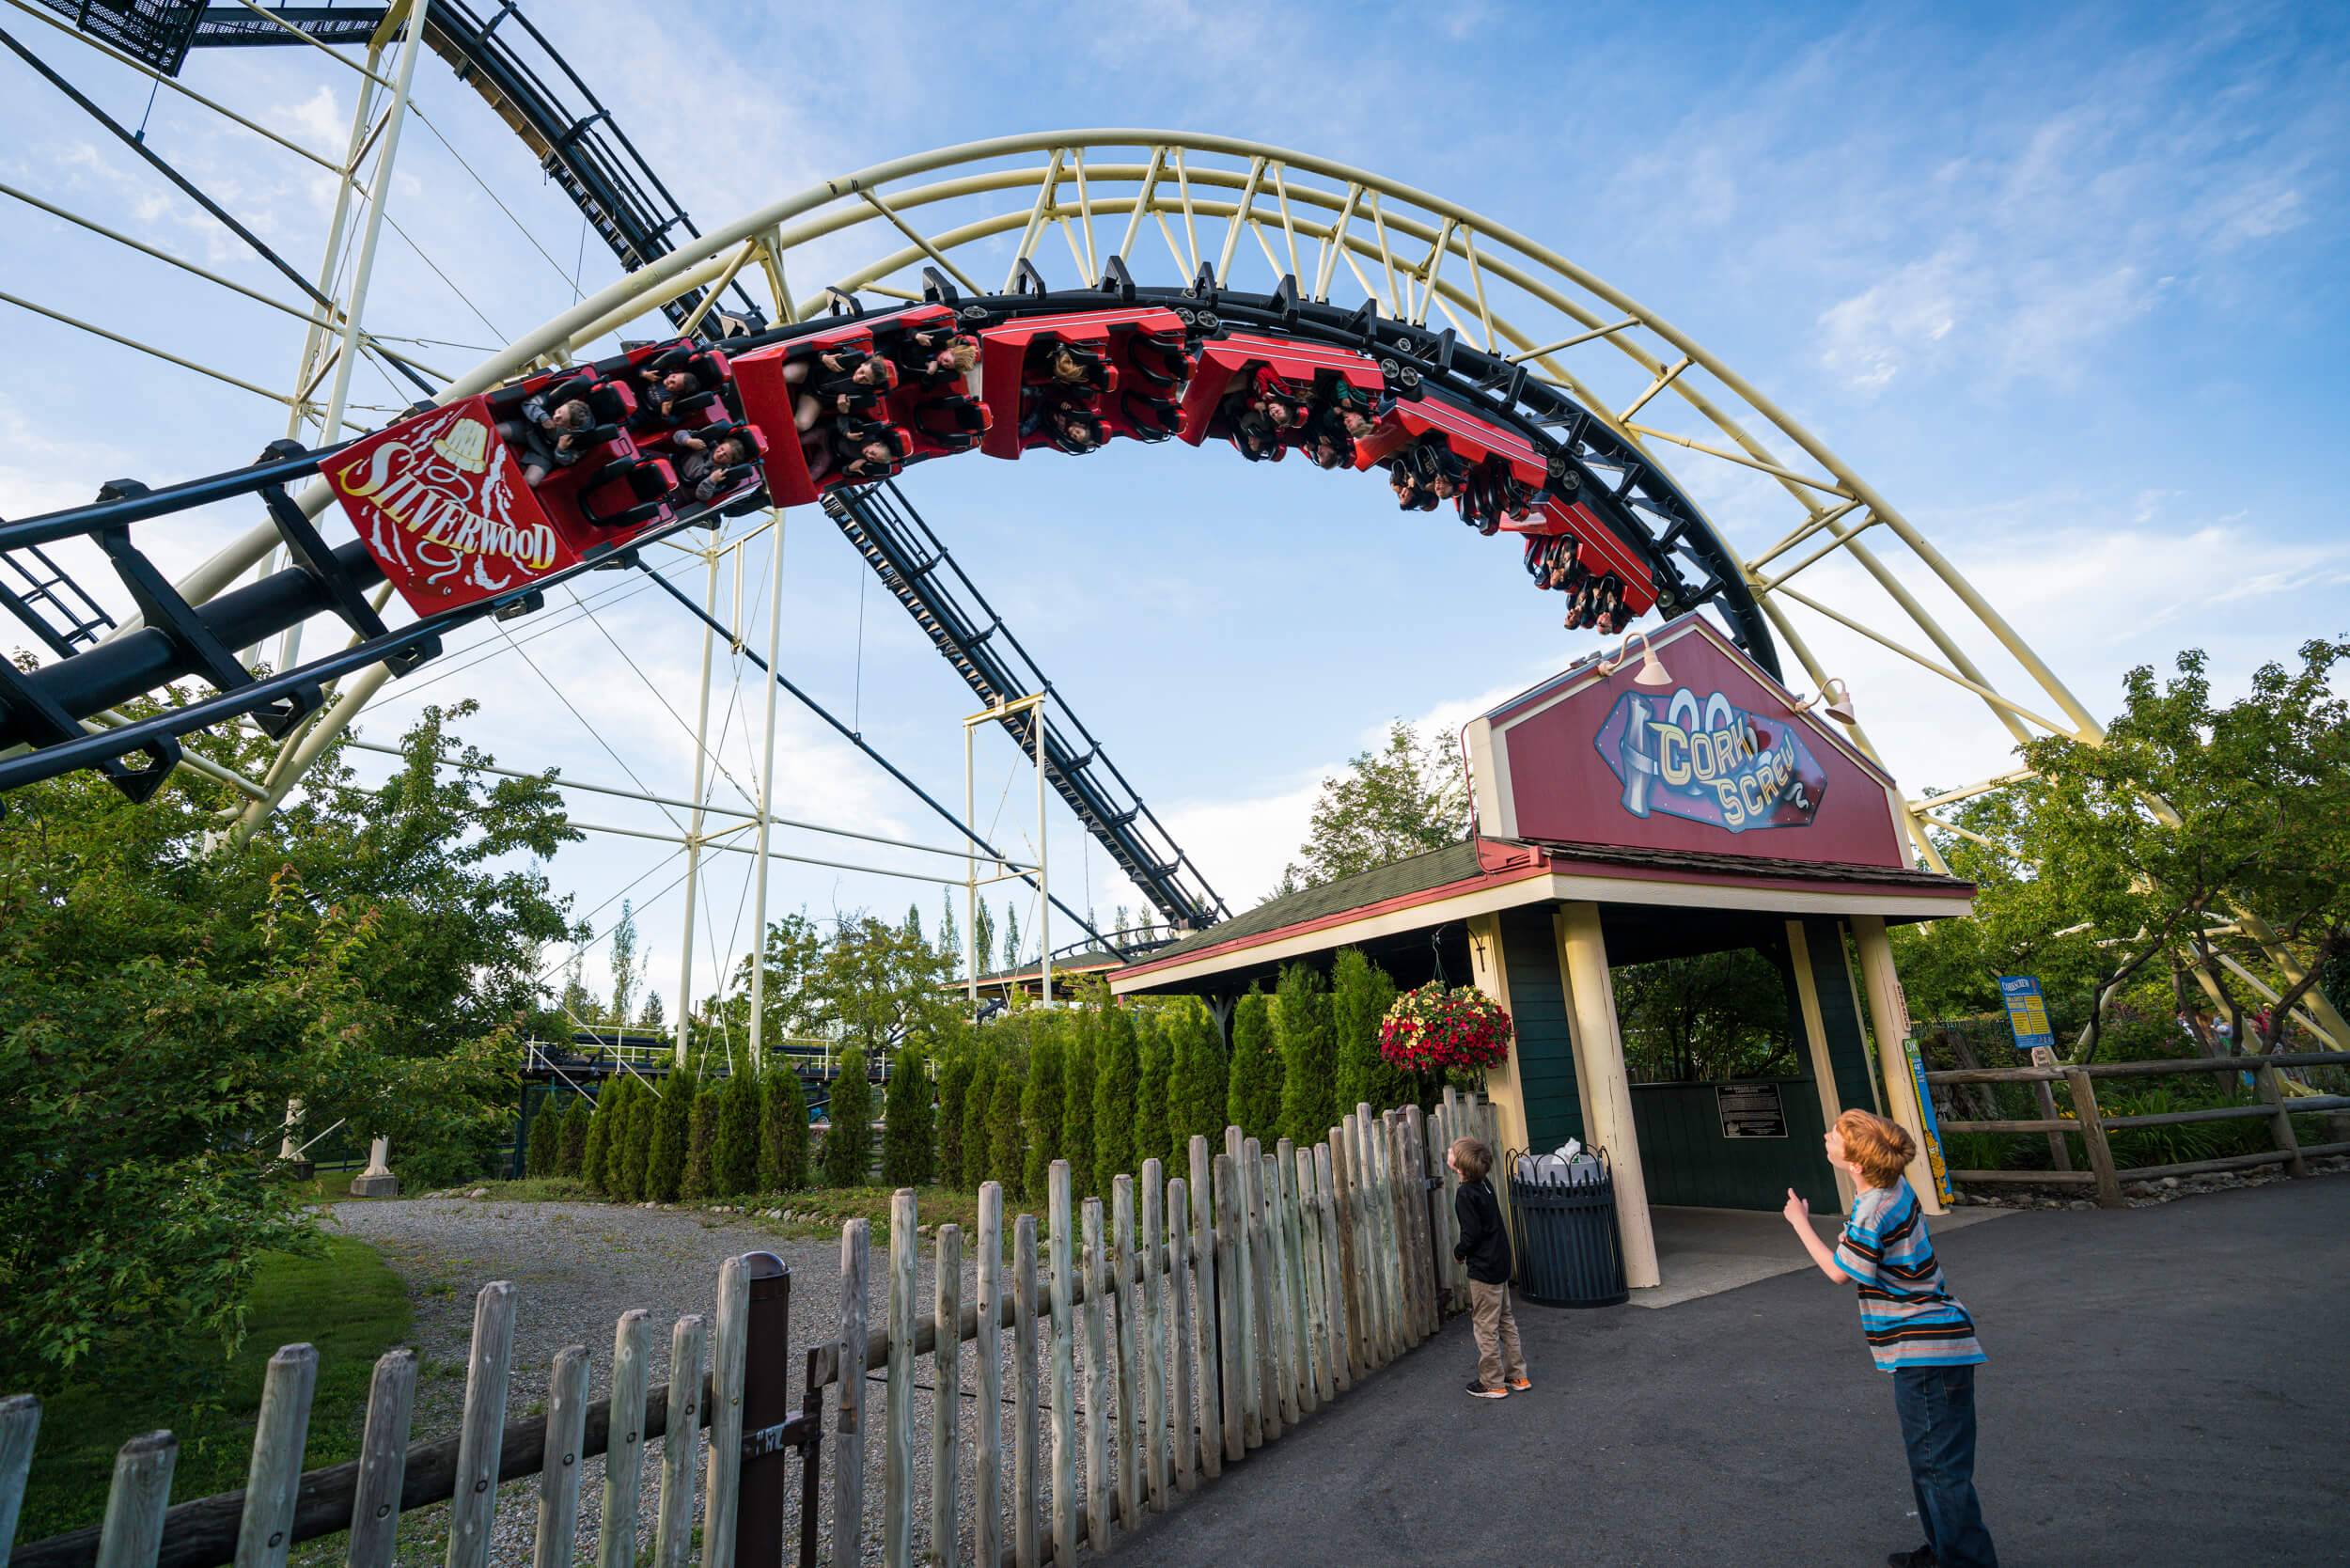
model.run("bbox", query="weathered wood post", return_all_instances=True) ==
[1185,1136,1223,1480]
[1243,1140,1278,1443]
[1264,1147,1300,1428]
[1109,1177,1140,1529]
[1081,1197,1110,1554]
[533,1346,588,1568]
[834,1219,870,1566]
[599,1313,651,1568]
[884,1191,918,1568]
[1314,1141,1351,1395]
[1212,1151,1245,1464]
[2254,1059,2309,1177]
[1138,1159,1170,1513]
[1047,1164,1078,1567]
[701,1258,748,1568]
[975,1185,1005,1568]
[730,1253,791,1568]
[235,1342,316,1568]
[1224,1125,1258,1447]
[2,1395,42,1566]
[450,1281,517,1568]
[931,1224,963,1568]
[650,1314,704,1568]
[1167,1174,1199,1495]
[1328,1125,1363,1383]
[1013,1210,1042,1568]
[2061,1069,2124,1208]
[95,1432,176,1568]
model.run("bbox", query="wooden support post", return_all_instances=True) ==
[1110,1177,1141,1530]
[833,1220,870,1567]
[2255,1059,2309,1178]
[884,1193,919,1568]
[1292,1145,1328,1410]
[650,1315,704,1568]
[1383,1113,1415,1347]
[1212,1152,1246,1464]
[1184,1136,1222,1481]
[1438,1092,1465,1310]
[1262,1148,1300,1430]
[532,1347,589,1568]
[2061,1069,2125,1208]
[1314,1141,1352,1394]
[1013,1211,1041,1568]
[95,1433,176,1568]
[449,1282,517,1568]
[1328,1125,1363,1383]
[1244,1141,1280,1442]
[1139,1159,1170,1512]
[599,1313,651,1568]
[1225,1125,1258,1447]
[1082,1197,1110,1555]
[1047,1165,1077,1567]
[975,1187,1005,1568]
[1167,1175,1198,1495]
[1406,1107,1439,1335]
[931,1224,964,1568]
[701,1258,747,1568]
[2,1394,41,1566]
[235,1342,316,1568]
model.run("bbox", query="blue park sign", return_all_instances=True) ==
[1998,974,2057,1054]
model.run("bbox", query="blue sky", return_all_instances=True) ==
[4,1,2345,1019]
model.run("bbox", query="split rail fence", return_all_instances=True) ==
[1926,1049,2350,1208]
[1,1092,1502,1568]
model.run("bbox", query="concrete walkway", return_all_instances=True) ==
[1642,1202,2005,1308]
[1118,1176,2350,1568]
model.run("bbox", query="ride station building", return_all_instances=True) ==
[1111,614,1974,1292]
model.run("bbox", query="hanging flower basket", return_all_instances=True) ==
[1379,982,1512,1074]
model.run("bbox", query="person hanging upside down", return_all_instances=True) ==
[894,325,980,389]
[496,391,595,487]
[671,430,753,506]
[786,349,898,431]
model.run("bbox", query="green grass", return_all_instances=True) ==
[14,1236,412,1545]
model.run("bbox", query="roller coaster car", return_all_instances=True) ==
[974,308,1185,459]
[599,339,735,433]
[728,322,879,506]
[1175,333,1382,447]
[905,393,993,457]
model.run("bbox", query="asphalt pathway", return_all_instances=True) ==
[1117,1177,2350,1568]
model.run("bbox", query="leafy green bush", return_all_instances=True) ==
[646,1066,697,1201]
[961,1052,995,1190]
[758,1066,810,1192]
[682,1083,720,1200]
[936,1046,973,1188]
[556,1098,589,1178]
[1095,1004,1138,1185]
[883,1043,935,1186]
[1135,1012,1168,1177]
[1228,990,1281,1144]
[989,1052,1026,1199]
[823,1051,874,1186]
[713,1070,760,1197]
[1023,1027,1067,1200]
[1276,964,1335,1146]
[1063,1014,1097,1198]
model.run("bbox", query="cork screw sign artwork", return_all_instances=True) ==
[1593,685,1828,834]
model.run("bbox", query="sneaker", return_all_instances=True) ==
[1508,1376,1533,1392]
[1465,1381,1508,1400]
[1887,1548,1936,1568]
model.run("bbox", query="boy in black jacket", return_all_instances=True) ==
[1450,1136,1530,1399]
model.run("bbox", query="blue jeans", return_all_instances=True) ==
[1891,1364,1998,1568]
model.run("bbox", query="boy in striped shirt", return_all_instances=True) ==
[1783,1108,1998,1568]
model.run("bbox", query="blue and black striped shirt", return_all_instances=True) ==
[1834,1178,1986,1372]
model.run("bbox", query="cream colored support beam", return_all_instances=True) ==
[226,663,396,846]
[1556,902,1659,1288]
[1464,914,1531,1158]
[1849,916,1944,1215]
[675,237,762,337]
[1631,424,1852,500]
[1784,920,1856,1211]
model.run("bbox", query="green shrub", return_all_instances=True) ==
[646,1067,697,1201]
[1135,1012,1168,1177]
[1095,1005,1138,1185]
[1276,963,1336,1146]
[962,1052,995,1190]
[2099,1083,2243,1169]
[1164,1011,1192,1168]
[758,1066,809,1192]
[682,1083,720,1200]
[936,1047,973,1188]
[713,1070,760,1197]
[1331,947,1403,1120]
[1184,999,1229,1146]
[989,1052,1026,1198]
[1063,1014,1097,1198]
[556,1098,589,1178]
[524,1101,556,1178]
[1228,990,1280,1144]
[1023,1027,1067,1200]
[823,1051,874,1186]
[581,1079,620,1192]
[883,1043,935,1186]
[613,1081,651,1201]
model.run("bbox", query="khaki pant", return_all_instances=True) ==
[1469,1279,1527,1388]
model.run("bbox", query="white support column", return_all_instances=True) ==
[1784,920,1856,1211]
[1555,901,1658,1289]
[1464,914,1530,1157]
[1035,707,1050,1005]
[673,543,721,1065]
[745,513,788,1071]
[279,0,431,673]
[1850,915,1944,1214]
[964,722,979,1018]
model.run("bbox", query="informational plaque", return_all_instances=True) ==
[1716,1081,1789,1138]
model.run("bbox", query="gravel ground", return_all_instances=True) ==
[325,1197,1182,1568]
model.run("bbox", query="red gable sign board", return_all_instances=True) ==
[1465,615,1909,870]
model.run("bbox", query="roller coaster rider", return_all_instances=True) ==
[894,324,981,389]
[497,385,596,488]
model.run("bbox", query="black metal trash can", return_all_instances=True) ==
[1510,1148,1629,1308]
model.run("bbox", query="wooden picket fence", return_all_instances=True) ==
[0,1092,1498,1568]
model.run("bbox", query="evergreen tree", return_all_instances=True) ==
[1022,1025,1067,1200]
[557,927,597,1030]
[988,1051,1026,1199]
[1003,904,1023,970]
[615,1079,653,1202]
[1276,963,1338,1146]
[1331,947,1403,1118]
[1134,1011,1167,1179]
[1062,1011,1097,1197]
[648,1067,698,1201]
[883,1042,936,1186]
[639,988,668,1036]
[822,1050,874,1186]
[939,891,963,970]
[974,902,996,976]
[682,1081,720,1200]
[713,1069,761,1197]
[609,901,641,1027]
[963,1051,996,1189]
[1227,990,1280,1143]
[936,1046,973,1188]
[582,1081,617,1191]
[1184,999,1229,1146]
[556,1097,590,1178]
[524,1099,556,1177]
[758,1065,810,1192]
[1164,1011,1192,1168]
[1095,1004,1138,1184]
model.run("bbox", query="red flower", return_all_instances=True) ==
[1378,982,1512,1074]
